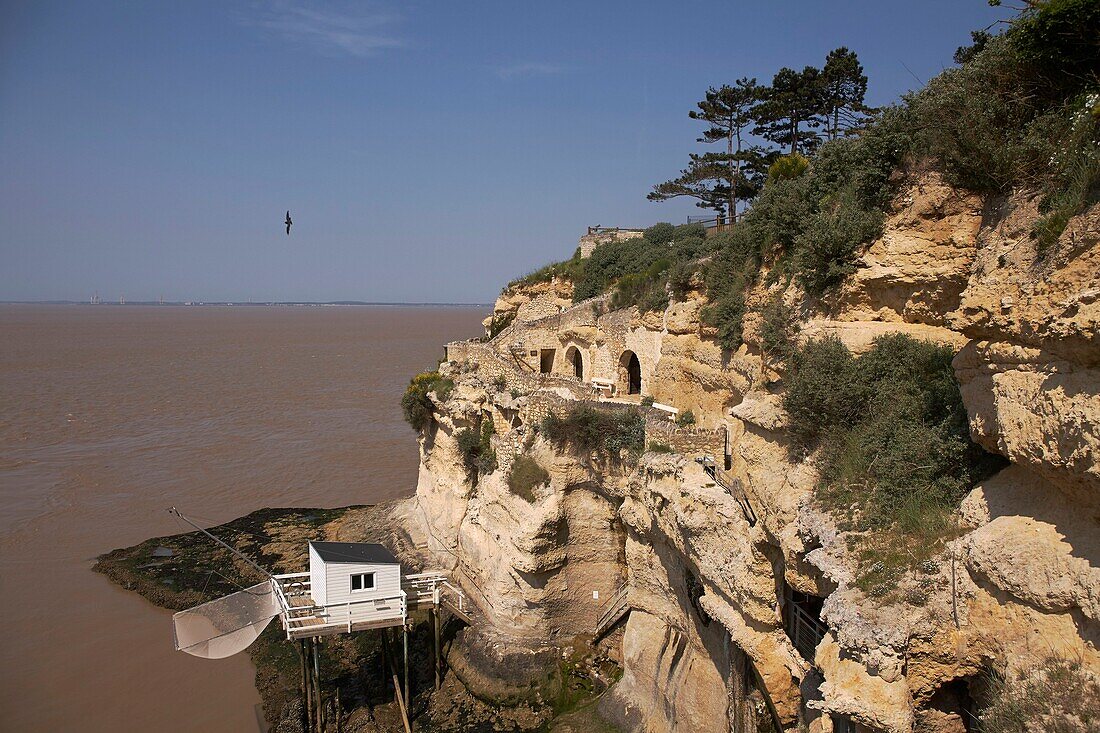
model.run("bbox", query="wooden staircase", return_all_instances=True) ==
[698,456,757,526]
[594,585,631,640]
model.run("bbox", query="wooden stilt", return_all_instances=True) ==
[299,639,312,732]
[312,639,323,733]
[432,608,441,690]
[381,629,413,733]
[381,626,389,700]
[403,624,410,710]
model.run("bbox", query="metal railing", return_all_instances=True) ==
[785,601,826,662]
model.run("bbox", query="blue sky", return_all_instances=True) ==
[0,1,1012,303]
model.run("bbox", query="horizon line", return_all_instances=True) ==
[0,299,493,307]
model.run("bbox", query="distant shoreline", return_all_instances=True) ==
[0,300,491,308]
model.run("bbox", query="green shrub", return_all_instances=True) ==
[492,374,507,391]
[702,224,760,352]
[783,334,1004,591]
[647,442,674,454]
[979,656,1100,733]
[572,223,711,304]
[907,36,1044,192]
[643,222,676,244]
[757,296,800,364]
[507,455,550,502]
[1008,0,1100,101]
[610,271,668,313]
[906,7,1100,216]
[785,334,993,508]
[401,371,454,432]
[783,336,864,447]
[676,410,696,427]
[745,176,813,259]
[768,153,809,181]
[487,311,516,339]
[703,290,747,352]
[509,254,584,289]
[793,188,885,296]
[541,406,645,456]
[456,417,497,478]
[1032,93,1100,251]
[666,260,701,300]
[640,395,655,407]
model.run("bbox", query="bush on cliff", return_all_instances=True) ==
[541,405,645,457]
[401,371,453,432]
[905,1,1100,247]
[456,416,497,479]
[572,223,710,303]
[757,296,800,365]
[979,656,1100,733]
[699,115,908,347]
[508,251,584,289]
[610,264,671,313]
[486,310,515,340]
[783,334,1004,593]
[507,455,550,502]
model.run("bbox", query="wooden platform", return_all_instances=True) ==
[273,570,476,641]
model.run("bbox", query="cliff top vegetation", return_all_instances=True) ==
[506,0,1097,341]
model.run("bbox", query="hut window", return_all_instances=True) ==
[351,572,375,591]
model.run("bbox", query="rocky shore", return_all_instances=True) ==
[96,505,622,733]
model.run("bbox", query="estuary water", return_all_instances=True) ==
[0,304,483,732]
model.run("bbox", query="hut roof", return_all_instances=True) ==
[310,541,399,565]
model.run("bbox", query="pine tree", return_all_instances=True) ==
[649,79,767,220]
[753,66,824,155]
[820,47,871,140]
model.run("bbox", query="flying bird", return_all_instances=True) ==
[285,211,292,235]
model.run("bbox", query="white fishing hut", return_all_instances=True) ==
[168,510,477,732]
[309,541,402,608]
[264,541,473,640]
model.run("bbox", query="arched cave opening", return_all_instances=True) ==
[619,350,641,395]
[566,345,584,380]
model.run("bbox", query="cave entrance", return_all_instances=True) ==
[780,582,827,662]
[618,350,641,395]
[539,349,556,374]
[565,345,584,380]
[924,674,984,732]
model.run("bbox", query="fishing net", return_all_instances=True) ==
[173,581,281,659]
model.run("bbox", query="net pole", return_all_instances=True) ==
[167,508,273,581]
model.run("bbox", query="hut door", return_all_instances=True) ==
[624,352,641,394]
[539,349,556,374]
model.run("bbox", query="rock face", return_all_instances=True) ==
[398,174,1100,732]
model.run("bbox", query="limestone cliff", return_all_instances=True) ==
[396,173,1099,733]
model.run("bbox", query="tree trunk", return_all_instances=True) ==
[727,117,735,222]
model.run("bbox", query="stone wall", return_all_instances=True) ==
[646,422,726,458]
[579,227,645,259]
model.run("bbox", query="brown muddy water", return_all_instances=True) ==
[0,304,483,732]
